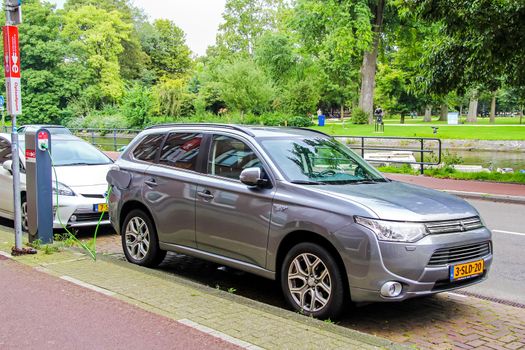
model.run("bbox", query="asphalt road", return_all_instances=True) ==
[463,199,525,304]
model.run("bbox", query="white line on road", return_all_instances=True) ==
[178,319,263,350]
[492,229,525,237]
[60,275,116,297]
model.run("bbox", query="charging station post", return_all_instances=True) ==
[25,128,53,244]
[3,0,23,250]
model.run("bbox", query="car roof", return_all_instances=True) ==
[18,125,72,135]
[145,123,330,139]
[1,132,85,142]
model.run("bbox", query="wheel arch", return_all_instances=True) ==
[119,200,156,235]
[275,230,350,297]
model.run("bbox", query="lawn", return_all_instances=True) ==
[310,121,525,140]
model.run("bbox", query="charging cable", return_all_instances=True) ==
[45,147,111,260]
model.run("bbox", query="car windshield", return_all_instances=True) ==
[260,137,387,184]
[19,137,112,166]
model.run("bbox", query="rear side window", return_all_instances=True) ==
[132,134,165,163]
[0,138,12,164]
[159,133,202,171]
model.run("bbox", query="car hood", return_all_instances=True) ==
[54,164,111,189]
[317,180,478,222]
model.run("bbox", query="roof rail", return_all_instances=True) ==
[288,127,331,137]
[146,123,255,137]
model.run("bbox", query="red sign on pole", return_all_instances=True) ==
[3,25,22,115]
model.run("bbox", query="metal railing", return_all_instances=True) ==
[335,135,442,175]
[69,128,141,152]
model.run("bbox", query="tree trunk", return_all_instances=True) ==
[519,108,523,124]
[341,104,345,127]
[358,0,385,124]
[467,97,478,123]
[489,91,497,124]
[424,105,432,122]
[439,103,448,121]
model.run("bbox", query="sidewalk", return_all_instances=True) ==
[387,173,525,204]
[0,229,398,350]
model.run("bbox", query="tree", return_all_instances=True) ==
[139,19,192,81]
[215,0,284,56]
[218,59,274,115]
[413,0,525,93]
[293,0,372,117]
[62,5,133,106]
[17,0,77,124]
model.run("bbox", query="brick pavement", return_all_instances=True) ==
[3,229,525,350]
[0,229,395,350]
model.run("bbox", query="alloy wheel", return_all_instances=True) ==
[287,253,332,312]
[125,216,150,261]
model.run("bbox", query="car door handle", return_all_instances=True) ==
[144,178,157,187]
[197,190,214,200]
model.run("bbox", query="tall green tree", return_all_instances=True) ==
[139,19,192,82]
[62,5,133,106]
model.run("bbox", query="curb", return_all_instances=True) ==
[444,190,525,205]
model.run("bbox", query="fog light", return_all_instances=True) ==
[70,215,77,223]
[380,281,402,297]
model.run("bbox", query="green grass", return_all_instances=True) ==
[311,122,525,140]
[378,165,525,184]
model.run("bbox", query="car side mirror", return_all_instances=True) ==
[2,160,13,174]
[240,167,268,188]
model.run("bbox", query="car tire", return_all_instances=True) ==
[21,194,28,233]
[121,209,166,267]
[280,242,345,320]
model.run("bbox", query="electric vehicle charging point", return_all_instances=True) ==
[25,128,53,244]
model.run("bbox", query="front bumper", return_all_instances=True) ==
[339,225,493,303]
[53,193,110,229]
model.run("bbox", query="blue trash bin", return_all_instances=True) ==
[318,115,325,126]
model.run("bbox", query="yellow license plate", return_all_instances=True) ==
[94,203,108,213]
[450,260,484,281]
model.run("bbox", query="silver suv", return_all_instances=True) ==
[107,124,492,319]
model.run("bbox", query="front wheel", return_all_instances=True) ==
[280,242,346,319]
[21,195,28,232]
[121,209,166,267]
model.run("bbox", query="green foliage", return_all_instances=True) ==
[66,106,129,129]
[140,19,192,81]
[121,84,155,127]
[218,59,275,115]
[62,5,133,106]
[351,108,369,124]
[155,79,195,118]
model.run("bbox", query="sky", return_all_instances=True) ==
[49,0,227,56]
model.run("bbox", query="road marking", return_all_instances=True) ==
[446,292,468,298]
[178,319,263,350]
[0,250,12,258]
[60,276,116,297]
[493,229,525,237]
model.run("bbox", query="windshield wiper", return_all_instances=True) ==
[290,180,327,185]
[59,162,106,166]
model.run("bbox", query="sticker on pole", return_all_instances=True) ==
[37,131,49,151]
[25,149,36,163]
[3,25,22,116]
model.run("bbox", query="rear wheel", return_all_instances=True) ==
[280,242,345,319]
[121,209,166,267]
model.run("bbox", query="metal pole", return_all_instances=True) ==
[10,116,22,249]
[420,139,424,175]
[361,137,365,158]
[113,129,117,151]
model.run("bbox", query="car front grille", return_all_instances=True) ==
[428,241,491,266]
[71,212,109,223]
[425,217,483,234]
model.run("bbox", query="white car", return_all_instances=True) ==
[0,132,113,231]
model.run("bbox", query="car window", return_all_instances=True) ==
[260,137,386,184]
[158,133,202,171]
[0,138,12,164]
[132,133,165,163]
[208,135,263,180]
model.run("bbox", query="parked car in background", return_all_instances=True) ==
[0,132,113,230]
[107,124,492,319]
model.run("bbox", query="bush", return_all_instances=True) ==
[287,115,314,127]
[351,108,369,124]
[121,84,155,128]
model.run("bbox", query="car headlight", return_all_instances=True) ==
[52,182,75,196]
[354,216,428,242]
